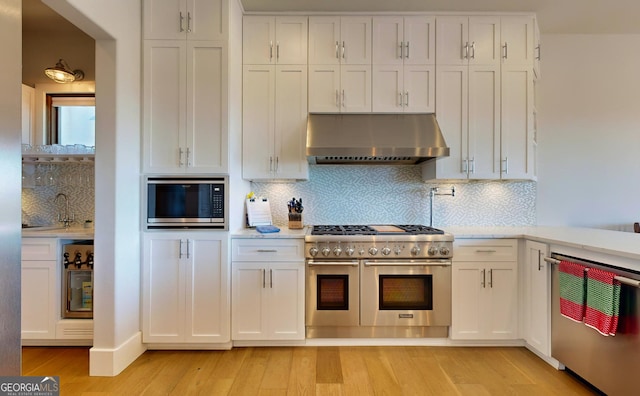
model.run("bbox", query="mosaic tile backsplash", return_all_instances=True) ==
[21,163,95,227]
[250,165,536,227]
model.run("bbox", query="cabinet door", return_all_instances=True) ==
[525,240,550,355]
[341,17,372,65]
[21,260,57,339]
[468,17,501,66]
[268,264,305,340]
[403,16,435,65]
[274,66,309,179]
[433,66,468,179]
[372,16,403,66]
[404,65,435,113]
[188,0,226,41]
[372,65,402,112]
[308,65,341,113]
[308,16,341,65]
[485,263,518,339]
[143,40,186,173]
[22,84,35,144]
[142,236,184,342]
[501,16,534,68]
[243,16,275,64]
[232,262,268,340]
[501,66,534,180]
[144,0,184,40]
[185,237,229,343]
[275,17,308,65]
[451,262,483,339]
[341,65,371,113]
[242,65,275,180]
[468,65,501,179]
[435,16,468,66]
[186,41,228,173]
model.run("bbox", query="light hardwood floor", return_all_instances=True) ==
[22,346,598,395]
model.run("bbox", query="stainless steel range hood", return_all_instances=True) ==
[306,113,449,165]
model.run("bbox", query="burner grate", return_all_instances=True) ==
[311,224,444,236]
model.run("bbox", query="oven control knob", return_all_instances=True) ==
[309,247,319,257]
[321,247,331,257]
[439,246,451,256]
[345,247,355,256]
[394,246,402,255]
[358,249,365,256]
[368,247,378,256]
[410,246,421,256]
[428,246,439,256]
[333,247,343,256]
[381,247,391,256]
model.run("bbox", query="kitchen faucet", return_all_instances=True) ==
[429,186,455,227]
[55,193,74,228]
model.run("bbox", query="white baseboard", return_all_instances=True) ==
[89,332,147,376]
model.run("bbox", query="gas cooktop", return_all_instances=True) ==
[311,224,445,236]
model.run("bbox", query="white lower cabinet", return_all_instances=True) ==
[21,238,58,340]
[231,239,305,341]
[142,233,229,344]
[452,239,518,340]
[523,240,550,356]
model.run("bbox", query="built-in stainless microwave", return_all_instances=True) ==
[146,176,227,229]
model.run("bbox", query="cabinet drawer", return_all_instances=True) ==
[22,238,58,261]
[454,239,518,262]
[232,239,304,262]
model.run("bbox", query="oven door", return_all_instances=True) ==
[306,260,359,327]
[360,259,451,327]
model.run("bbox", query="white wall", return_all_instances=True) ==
[537,34,640,231]
[0,0,23,375]
[43,0,144,376]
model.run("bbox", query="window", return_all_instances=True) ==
[46,93,95,146]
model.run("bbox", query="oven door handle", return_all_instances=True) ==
[363,259,452,266]
[307,260,359,267]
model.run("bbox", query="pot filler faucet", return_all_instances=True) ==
[55,193,75,228]
[429,186,455,227]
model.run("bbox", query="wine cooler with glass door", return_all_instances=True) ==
[62,241,94,319]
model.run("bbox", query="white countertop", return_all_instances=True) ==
[231,226,310,239]
[22,226,94,239]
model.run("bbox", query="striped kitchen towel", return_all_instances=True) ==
[585,268,621,336]
[559,260,587,322]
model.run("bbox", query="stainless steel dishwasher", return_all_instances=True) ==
[548,253,640,396]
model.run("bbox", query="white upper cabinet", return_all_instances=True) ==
[144,0,227,41]
[309,64,371,113]
[436,16,500,66]
[501,16,535,67]
[533,19,542,79]
[372,16,435,113]
[243,16,308,65]
[309,16,372,65]
[373,16,435,65]
[143,40,228,174]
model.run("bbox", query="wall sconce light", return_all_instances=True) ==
[44,59,85,83]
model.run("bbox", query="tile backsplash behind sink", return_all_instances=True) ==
[22,163,95,227]
[250,165,536,227]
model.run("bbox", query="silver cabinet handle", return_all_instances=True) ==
[475,249,497,253]
[538,251,543,271]
[469,157,475,173]
[179,12,185,32]
[463,42,469,59]
[275,156,279,172]
[335,90,340,108]
[186,239,190,259]
[342,41,345,59]
[269,41,273,61]
[262,269,266,288]
[270,269,273,288]
[398,92,403,107]
[276,41,280,60]
[462,159,468,173]
[398,41,403,59]
[341,89,345,108]
[405,41,410,58]
[502,157,509,174]
[257,249,277,253]
[187,12,191,33]
[186,147,191,167]
[335,41,339,59]
[179,239,183,259]
[470,42,475,59]
[536,44,541,61]
[269,156,273,172]
[503,42,508,59]
[481,268,486,288]
[178,147,184,167]
[405,91,409,106]
[488,269,493,288]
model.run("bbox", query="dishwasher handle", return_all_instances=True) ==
[544,256,640,288]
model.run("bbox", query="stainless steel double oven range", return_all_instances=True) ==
[305,225,453,338]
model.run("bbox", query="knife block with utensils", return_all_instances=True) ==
[288,213,303,229]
